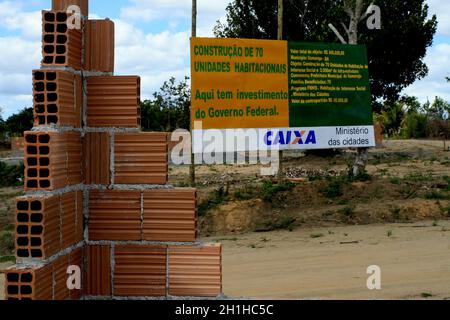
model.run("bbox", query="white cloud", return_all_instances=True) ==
[403,43,450,103]
[0,1,42,40]
[120,0,228,36]
[427,0,450,37]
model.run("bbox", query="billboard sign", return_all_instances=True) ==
[191,38,375,152]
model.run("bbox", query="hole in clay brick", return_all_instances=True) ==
[47,105,58,113]
[34,94,45,103]
[30,238,42,246]
[31,249,43,258]
[21,273,33,283]
[44,12,55,22]
[46,82,57,91]
[35,105,45,114]
[44,45,55,54]
[27,169,38,178]
[39,146,50,155]
[17,213,29,223]
[17,201,29,211]
[17,249,29,258]
[27,158,38,166]
[55,56,66,64]
[43,56,54,64]
[31,226,43,235]
[56,35,67,44]
[17,225,28,235]
[43,34,54,43]
[44,23,55,33]
[39,169,50,177]
[46,73,57,81]
[39,134,50,144]
[26,135,37,143]
[34,82,45,92]
[7,273,19,283]
[34,72,44,81]
[56,45,66,54]
[21,286,32,295]
[7,286,19,295]
[47,116,58,124]
[38,116,46,124]
[27,180,38,189]
[47,93,57,102]
[30,213,43,223]
[57,23,68,33]
[27,146,38,155]
[30,201,42,211]
[39,180,51,189]
[17,237,29,246]
[39,158,49,166]
[56,12,67,22]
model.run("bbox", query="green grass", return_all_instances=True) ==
[389,177,401,185]
[321,178,345,198]
[421,292,433,298]
[424,191,450,200]
[260,181,296,202]
[0,231,14,256]
[0,255,16,263]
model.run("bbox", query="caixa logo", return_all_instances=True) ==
[264,130,317,146]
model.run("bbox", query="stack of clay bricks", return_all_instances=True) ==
[4,0,222,300]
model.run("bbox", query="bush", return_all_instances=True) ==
[0,161,24,187]
[198,187,229,216]
[321,177,345,198]
[401,112,428,139]
[260,181,295,202]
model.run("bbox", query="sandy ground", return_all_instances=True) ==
[209,220,450,300]
[0,262,13,300]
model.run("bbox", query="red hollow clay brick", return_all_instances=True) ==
[114,245,167,297]
[69,247,83,300]
[5,265,53,300]
[15,195,60,259]
[143,189,197,242]
[24,131,82,191]
[53,254,70,300]
[5,249,83,300]
[88,190,141,241]
[86,76,141,128]
[60,191,84,247]
[32,69,82,127]
[84,19,115,73]
[41,10,82,70]
[114,132,168,184]
[52,0,89,17]
[15,191,83,260]
[168,244,222,297]
[84,245,111,296]
[83,132,110,185]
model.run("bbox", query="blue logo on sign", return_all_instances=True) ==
[264,130,317,146]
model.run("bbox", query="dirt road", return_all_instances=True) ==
[211,220,450,300]
[1,222,449,300]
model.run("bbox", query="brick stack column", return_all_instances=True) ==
[4,0,222,300]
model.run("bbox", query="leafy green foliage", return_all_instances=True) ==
[0,161,24,187]
[2,108,33,136]
[321,177,345,198]
[260,181,296,202]
[198,187,229,216]
[215,0,437,104]
[140,77,191,132]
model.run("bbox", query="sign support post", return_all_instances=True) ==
[190,0,197,187]
[277,0,284,180]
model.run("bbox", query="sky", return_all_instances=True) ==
[0,0,449,118]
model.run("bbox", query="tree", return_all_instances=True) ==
[215,0,437,107]
[425,97,450,121]
[140,77,191,132]
[4,107,34,136]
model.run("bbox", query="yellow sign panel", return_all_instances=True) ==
[191,37,289,129]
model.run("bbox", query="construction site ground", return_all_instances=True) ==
[1,139,449,299]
